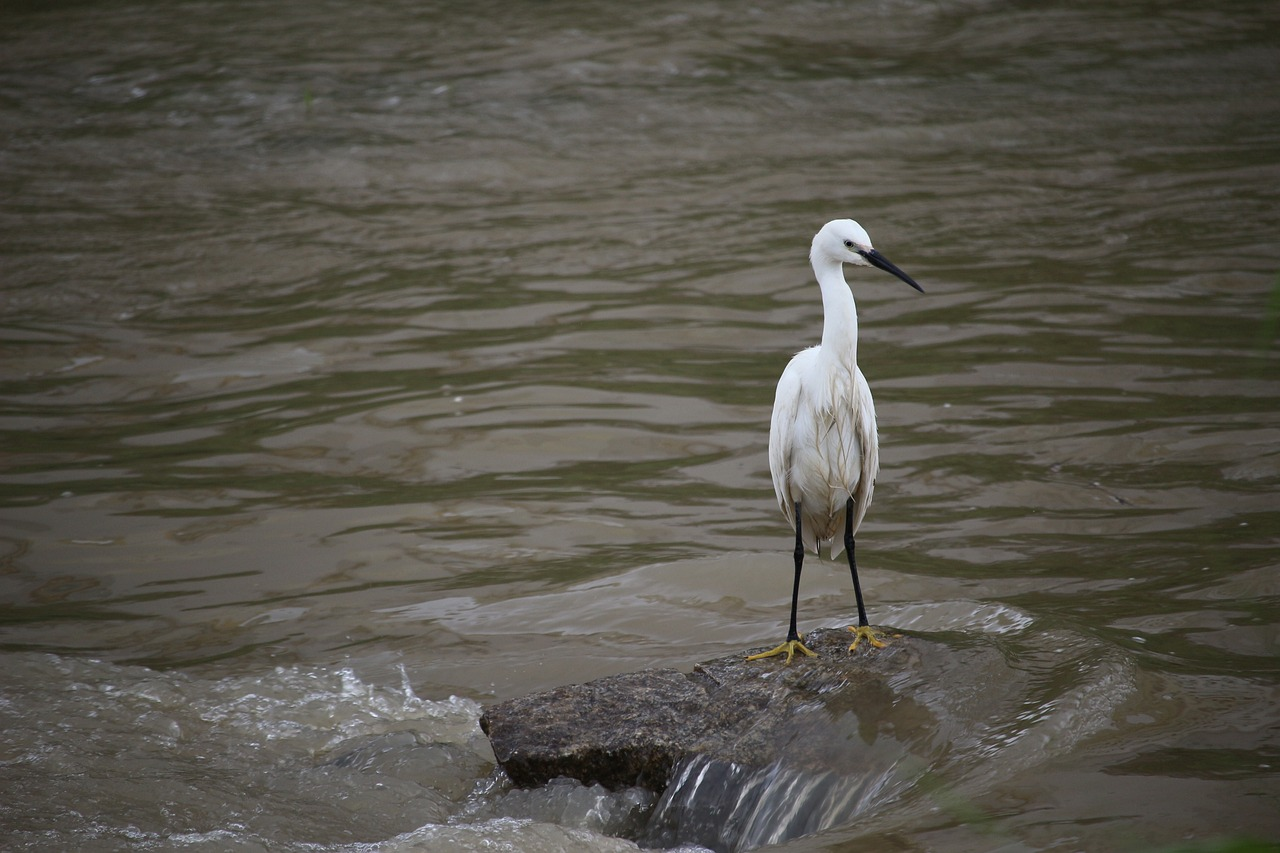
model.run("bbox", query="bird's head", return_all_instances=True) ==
[812,218,925,293]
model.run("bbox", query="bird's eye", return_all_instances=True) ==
[843,240,855,248]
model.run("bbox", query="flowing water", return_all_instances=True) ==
[2,0,1278,850]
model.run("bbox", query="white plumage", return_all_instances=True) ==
[750,218,923,664]
[768,344,878,559]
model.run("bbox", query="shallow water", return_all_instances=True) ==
[2,0,1278,850]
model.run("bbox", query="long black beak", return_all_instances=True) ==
[860,248,925,293]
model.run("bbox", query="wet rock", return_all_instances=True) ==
[479,628,921,792]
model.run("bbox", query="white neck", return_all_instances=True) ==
[811,253,859,367]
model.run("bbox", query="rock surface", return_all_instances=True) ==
[479,628,920,792]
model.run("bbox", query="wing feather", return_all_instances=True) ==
[769,350,879,558]
[768,349,812,534]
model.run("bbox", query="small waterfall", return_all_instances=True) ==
[641,752,907,852]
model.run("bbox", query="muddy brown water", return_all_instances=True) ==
[2,1,1277,851]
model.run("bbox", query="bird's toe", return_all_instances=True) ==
[747,639,818,664]
[846,625,890,652]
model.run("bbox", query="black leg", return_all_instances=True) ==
[786,503,805,642]
[844,497,870,628]
[747,502,819,662]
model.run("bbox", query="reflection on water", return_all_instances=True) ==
[1,0,1278,850]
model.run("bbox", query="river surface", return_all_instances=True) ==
[2,1,1278,851]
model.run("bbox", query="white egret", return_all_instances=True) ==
[748,219,924,664]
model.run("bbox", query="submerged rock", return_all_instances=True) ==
[479,628,921,792]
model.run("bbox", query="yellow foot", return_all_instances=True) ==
[746,639,818,664]
[847,625,889,652]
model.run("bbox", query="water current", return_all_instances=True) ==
[2,1,1278,851]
